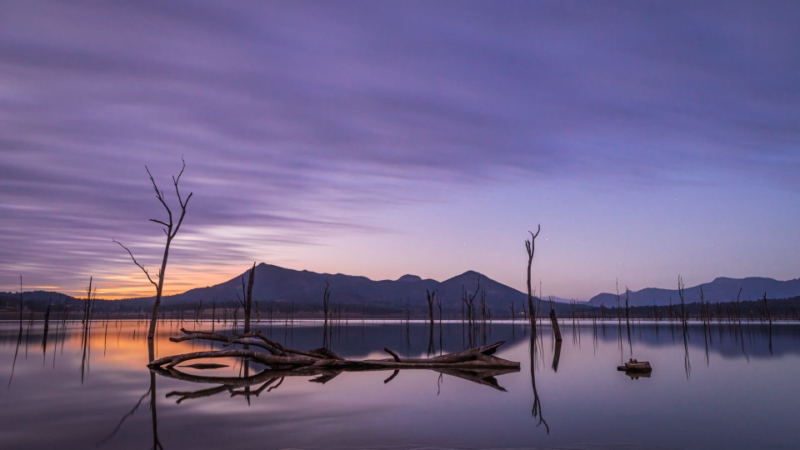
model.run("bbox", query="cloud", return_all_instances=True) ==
[1,1,798,294]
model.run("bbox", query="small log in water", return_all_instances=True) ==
[42,301,52,352]
[549,308,562,341]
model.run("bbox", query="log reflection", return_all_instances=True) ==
[682,322,692,380]
[95,388,150,447]
[153,362,519,403]
[97,341,163,448]
[529,334,550,434]
[622,370,652,380]
[148,341,164,450]
[7,328,23,388]
[551,340,562,373]
[149,367,164,450]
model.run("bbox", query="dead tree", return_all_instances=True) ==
[462,280,480,334]
[678,276,686,326]
[548,298,562,341]
[323,281,331,323]
[436,293,442,327]
[426,289,437,329]
[480,288,487,345]
[322,282,331,348]
[525,225,541,327]
[625,287,630,322]
[151,328,519,377]
[763,292,772,325]
[18,275,23,331]
[42,299,52,355]
[426,289,437,355]
[244,263,256,333]
[115,158,192,340]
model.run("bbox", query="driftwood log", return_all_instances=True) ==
[149,327,520,396]
[152,328,518,371]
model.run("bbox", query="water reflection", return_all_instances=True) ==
[551,339,562,373]
[3,320,800,450]
[96,387,150,447]
[529,332,550,433]
[7,327,22,387]
[149,341,520,400]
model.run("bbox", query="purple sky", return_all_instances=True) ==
[2,1,799,300]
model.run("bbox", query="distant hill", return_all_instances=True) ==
[0,290,152,313]
[1,264,579,316]
[157,264,541,314]
[9,268,795,316]
[588,277,800,307]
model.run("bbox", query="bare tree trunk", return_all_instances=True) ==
[549,300,562,342]
[525,226,541,328]
[244,262,255,333]
[18,275,23,332]
[551,339,562,372]
[115,159,192,341]
[763,292,772,325]
[426,290,436,329]
[322,282,331,349]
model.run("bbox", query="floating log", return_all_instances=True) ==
[616,359,652,373]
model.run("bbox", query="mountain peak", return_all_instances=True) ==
[397,274,422,283]
[456,270,482,278]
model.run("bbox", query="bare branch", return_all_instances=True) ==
[145,165,173,229]
[171,192,192,238]
[113,240,158,289]
[149,219,169,228]
[529,224,541,240]
[168,158,193,237]
[173,157,188,207]
[384,348,401,362]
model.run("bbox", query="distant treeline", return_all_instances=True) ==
[594,296,800,322]
[2,290,799,321]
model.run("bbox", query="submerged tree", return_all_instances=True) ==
[115,159,193,341]
[525,225,541,327]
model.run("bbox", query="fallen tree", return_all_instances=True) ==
[148,327,520,396]
[151,328,518,371]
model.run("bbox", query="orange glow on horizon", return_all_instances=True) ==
[36,263,249,300]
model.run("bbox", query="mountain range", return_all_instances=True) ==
[4,264,799,314]
[155,264,535,314]
[588,277,800,307]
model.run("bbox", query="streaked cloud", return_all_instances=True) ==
[1,1,798,297]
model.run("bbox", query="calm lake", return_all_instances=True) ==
[2,318,799,450]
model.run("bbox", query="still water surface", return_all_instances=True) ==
[2,318,799,450]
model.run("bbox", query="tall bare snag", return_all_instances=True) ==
[525,225,541,327]
[115,159,193,341]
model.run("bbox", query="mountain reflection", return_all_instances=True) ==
[2,320,800,450]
